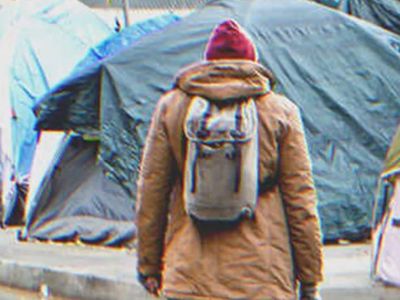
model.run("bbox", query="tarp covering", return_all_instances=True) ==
[313,0,341,8]
[19,14,181,245]
[314,0,400,35]
[0,0,112,224]
[36,0,400,241]
[74,13,181,72]
[341,0,400,35]
[35,13,181,139]
[23,135,136,247]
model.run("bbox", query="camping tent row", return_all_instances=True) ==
[35,0,400,242]
[1,0,399,246]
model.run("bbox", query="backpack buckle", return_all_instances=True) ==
[230,129,245,139]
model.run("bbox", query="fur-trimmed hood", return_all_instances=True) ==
[175,60,275,101]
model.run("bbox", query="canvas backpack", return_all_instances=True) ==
[183,96,259,223]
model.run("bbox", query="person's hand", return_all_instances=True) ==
[138,272,161,297]
[144,276,161,296]
[300,282,321,300]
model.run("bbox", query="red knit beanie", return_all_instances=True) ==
[205,19,256,61]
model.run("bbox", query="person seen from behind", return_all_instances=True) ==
[136,19,323,300]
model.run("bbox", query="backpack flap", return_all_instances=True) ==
[183,96,259,223]
[184,97,257,144]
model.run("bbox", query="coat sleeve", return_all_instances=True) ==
[136,96,177,276]
[278,105,323,284]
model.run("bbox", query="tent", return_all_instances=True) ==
[21,14,181,246]
[0,0,112,225]
[35,0,400,241]
[372,124,400,286]
[21,133,136,247]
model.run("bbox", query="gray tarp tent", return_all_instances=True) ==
[36,0,400,241]
[22,134,136,246]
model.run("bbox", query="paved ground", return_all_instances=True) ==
[0,285,68,300]
[321,243,400,299]
[0,228,148,300]
[0,228,399,299]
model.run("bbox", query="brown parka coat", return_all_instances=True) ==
[136,60,323,300]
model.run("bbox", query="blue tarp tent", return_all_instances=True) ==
[22,13,181,246]
[75,13,181,72]
[0,0,112,225]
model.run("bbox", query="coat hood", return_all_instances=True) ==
[175,60,274,101]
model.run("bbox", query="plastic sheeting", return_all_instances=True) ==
[0,0,112,224]
[21,14,181,245]
[35,13,182,138]
[75,13,181,72]
[316,0,400,35]
[36,0,400,241]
